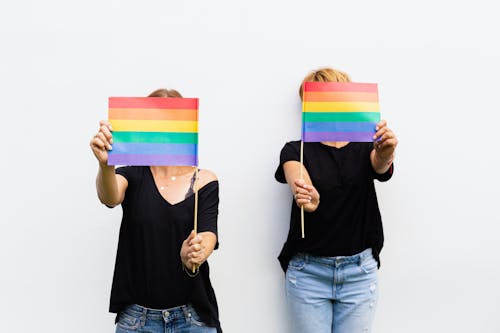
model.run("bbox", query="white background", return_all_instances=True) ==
[1,1,499,332]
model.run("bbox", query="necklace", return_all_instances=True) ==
[159,176,177,190]
[151,166,194,191]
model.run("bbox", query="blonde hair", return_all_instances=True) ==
[299,68,351,100]
[148,88,182,98]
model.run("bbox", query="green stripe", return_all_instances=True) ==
[113,132,198,144]
[303,112,380,122]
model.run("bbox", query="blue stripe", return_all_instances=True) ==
[110,142,197,155]
[303,121,377,133]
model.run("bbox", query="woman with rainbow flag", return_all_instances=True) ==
[275,68,398,333]
[90,88,221,333]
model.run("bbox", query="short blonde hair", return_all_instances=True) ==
[148,88,182,98]
[299,68,351,100]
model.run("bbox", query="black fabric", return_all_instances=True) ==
[110,166,221,332]
[275,141,393,272]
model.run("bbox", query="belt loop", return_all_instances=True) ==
[141,306,147,326]
[182,304,190,321]
[357,251,364,266]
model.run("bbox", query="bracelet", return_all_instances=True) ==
[182,264,200,278]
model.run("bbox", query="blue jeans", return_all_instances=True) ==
[115,304,217,333]
[286,248,378,333]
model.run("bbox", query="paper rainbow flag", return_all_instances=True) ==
[302,82,380,142]
[107,97,198,166]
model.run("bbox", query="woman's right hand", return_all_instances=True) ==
[90,120,113,165]
[180,230,206,271]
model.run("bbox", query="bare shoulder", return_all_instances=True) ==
[198,169,218,188]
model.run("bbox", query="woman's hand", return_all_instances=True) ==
[90,120,113,166]
[180,231,207,271]
[293,179,320,212]
[371,119,398,173]
[91,120,127,206]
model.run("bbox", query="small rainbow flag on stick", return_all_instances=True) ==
[108,97,198,166]
[302,82,380,142]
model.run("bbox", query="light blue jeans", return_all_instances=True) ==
[115,304,217,333]
[286,248,378,333]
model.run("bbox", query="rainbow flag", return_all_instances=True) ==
[302,82,380,142]
[108,97,198,166]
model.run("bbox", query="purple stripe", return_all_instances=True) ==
[108,154,198,166]
[303,132,374,142]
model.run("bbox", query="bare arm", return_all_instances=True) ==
[370,120,398,174]
[90,120,128,207]
[96,165,128,207]
[283,161,320,213]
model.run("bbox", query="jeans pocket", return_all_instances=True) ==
[186,305,206,327]
[116,312,140,331]
[360,256,378,274]
[288,254,306,271]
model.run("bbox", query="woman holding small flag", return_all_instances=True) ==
[90,88,221,333]
[275,68,398,333]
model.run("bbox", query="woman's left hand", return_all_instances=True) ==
[180,230,206,270]
[373,120,398,161]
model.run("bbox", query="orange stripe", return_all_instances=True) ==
[109,108,198,121]
[303,92,378,102]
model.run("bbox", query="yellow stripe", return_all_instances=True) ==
[303,102,380,112]
[109,120,198,132]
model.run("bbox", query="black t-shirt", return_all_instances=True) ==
[275,141,393,272]
[110,166,221,332]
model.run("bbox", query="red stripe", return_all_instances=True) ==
[304,82,378,93]
[109,97,198,109]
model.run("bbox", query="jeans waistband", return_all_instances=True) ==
[297,248,373,267]
[124,303,190,320]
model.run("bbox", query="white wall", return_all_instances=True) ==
[1,1,499,332]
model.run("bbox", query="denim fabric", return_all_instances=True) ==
[115,304,216,333]
[286,248,378,333]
